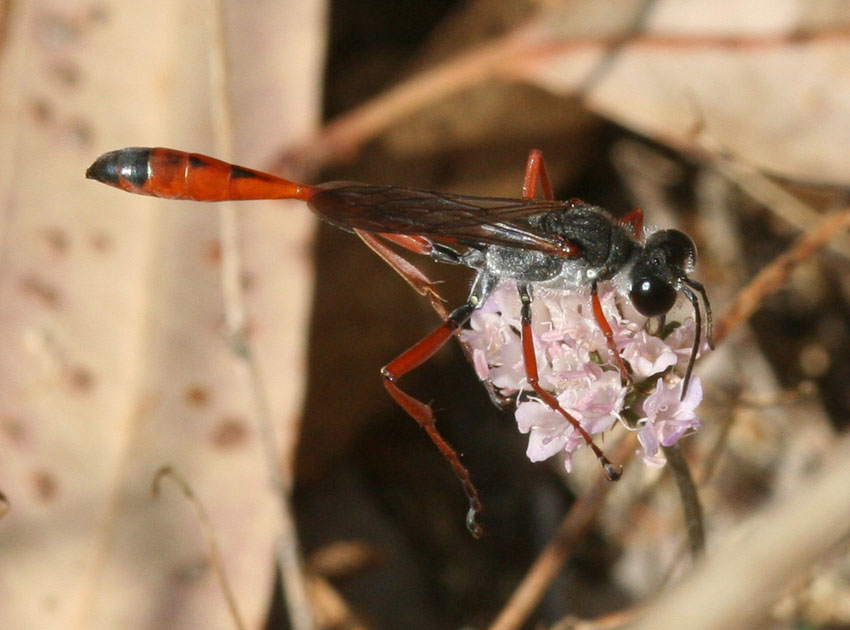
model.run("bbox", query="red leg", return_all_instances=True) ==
[381,275,493,536]
[524,151,630,387]
[355,230,448,319]
[357,230,512,413]
[518,285,621,480]
[522,149,555,201]
[619,207,644,240]
[374,231,434,256]
[590,283,632,385]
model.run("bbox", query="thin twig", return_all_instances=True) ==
[152,467,246,630]
[552,606,643,630]
[714,208,850,345]
[710,155,850,259]
[273,18,850,173]
[662,444,705,557]
[488,434,638,630]
[306,574,370,630]
[203,3,314,630]
[274,30,529,172]
[628,438,850,630]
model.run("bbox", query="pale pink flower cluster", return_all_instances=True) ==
[459,281,706,471]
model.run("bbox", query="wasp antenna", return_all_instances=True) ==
[685,278,714,350]
[679,283,703,400]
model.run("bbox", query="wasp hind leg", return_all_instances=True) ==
[380,272,497,537]
[356,229,450,319]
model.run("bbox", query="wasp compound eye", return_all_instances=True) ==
[630,278,677,317]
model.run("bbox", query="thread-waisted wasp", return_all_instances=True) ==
[87,147,713,536]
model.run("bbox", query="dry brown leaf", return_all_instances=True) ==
[514,0,850,185]
[0,0,324,627]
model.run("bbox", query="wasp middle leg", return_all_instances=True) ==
[517,283,622,481]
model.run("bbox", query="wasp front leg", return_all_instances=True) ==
[381,272,497,537]
[517,283,622,481]
[618,207,645,240]
[590,282,632,385]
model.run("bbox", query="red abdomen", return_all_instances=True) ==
[86,147,314,202]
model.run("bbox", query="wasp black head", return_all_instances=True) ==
[628,229,712,399]
[628,229,696,317]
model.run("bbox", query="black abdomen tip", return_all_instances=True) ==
[86,147,151,188]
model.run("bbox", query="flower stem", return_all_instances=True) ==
[663,443,705,558]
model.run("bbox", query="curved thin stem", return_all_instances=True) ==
[714,208,850,344]
[663,443,705,558]
[153,467,246,630]
[204,3,314,629]
[489,434,638,630]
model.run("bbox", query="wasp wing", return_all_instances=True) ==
[308,184,590,255]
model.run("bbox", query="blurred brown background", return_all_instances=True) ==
[3,1,850,629]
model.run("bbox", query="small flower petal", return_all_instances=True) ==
[637,376,703,462]
[621,330,679,379]
[462,278,707,475]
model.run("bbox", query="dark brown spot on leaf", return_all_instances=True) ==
[89,231,113,252]
[35,13,81,48]
[42,227,69,255]
[66,365,94,392]
[66,117,93,148]
[170,557,209,584]
[1,416,27,445]
[30,98,53,124]
[211,417,249,449]
[205,240,222,265]
[240,270,256,292]
[87,5,109,24]
[32,469,58,503]
[184,385,210,408]
[49,61,81,87]
[19,275,61,308]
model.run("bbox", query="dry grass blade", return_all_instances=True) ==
[489,434,638,630]
[627,437,850,630]
[152,467,246,630]
[274,10,850,177]
[710,157,850,259]
[714,208,850,345]
[274,31,529,172]
[204,2,315,629]
[307,575,370,630]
